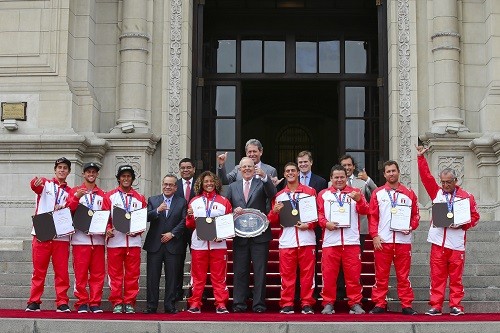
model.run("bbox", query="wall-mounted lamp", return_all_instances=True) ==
[3,119,18,131]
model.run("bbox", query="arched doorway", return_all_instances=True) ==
[192,0,388,183]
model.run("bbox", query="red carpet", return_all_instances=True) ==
[4,310,500,322]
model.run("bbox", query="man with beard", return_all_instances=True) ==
[368,160,419,315]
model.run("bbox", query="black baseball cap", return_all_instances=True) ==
[116,165,136,180]
[54,157,71,169]
[83,162,100,172]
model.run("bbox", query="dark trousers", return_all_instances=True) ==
[232,239,269,311]
[146,244,182,311]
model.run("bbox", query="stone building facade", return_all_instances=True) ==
[0,0,498,241]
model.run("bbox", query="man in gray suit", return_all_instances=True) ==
[224,157,277,313]
[143,174,187,314]
[217,139,277,185]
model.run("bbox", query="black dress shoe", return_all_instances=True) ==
[143,308,157,314]
[165,308,178,314]
[254,308,266,313]
[232,307,246,313]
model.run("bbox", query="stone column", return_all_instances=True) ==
[115,0,150,133]
[430,0,468,134]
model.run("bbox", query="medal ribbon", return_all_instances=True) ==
[84,189,95,209]
[333,191,346,209]
[286,192,298,212]
[202,194,217,218]
[119,191,132,213]
[53,183,66,205]
[386,189,399,210]
[443,189,457,214]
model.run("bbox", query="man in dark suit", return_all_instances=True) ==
[174,158,196,300]
[224,157,277,313]
[295,151,328,300]
[217,139,277,185]
[143,174,187,314]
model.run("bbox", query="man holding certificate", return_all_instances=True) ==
[317,165,369,315]
[267,162,317,315]
[185,171,232,314]
[103,165,147,314]
[26,157,73,313]
[416,146,480,316]
[368,160,420,315]
[67,162,106,313]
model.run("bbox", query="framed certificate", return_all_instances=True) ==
[32,208,75,241]
[298,195,318,223]
[113,207,147,234]
[328,201,351,228]
[432,198,471,228]
[195,213,235,241]
[389,204,411,231]
[73,204,109,234]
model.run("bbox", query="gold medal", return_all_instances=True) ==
[447,212,454,219]
[391,207,397,214]
[88,210,94,217]
[291,209,298,216]
[125,212,131,219]
[206,217,213,223]
[339,207,345,213]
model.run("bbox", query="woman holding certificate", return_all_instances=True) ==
[317,165,369,315]
[267,162,317,315]
[103,165,147,314]
[185,171,232,314]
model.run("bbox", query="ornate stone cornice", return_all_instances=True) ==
[397,0,411,186]
[0,200,34,208]
[432,45,461,52]
[167,0,182,174]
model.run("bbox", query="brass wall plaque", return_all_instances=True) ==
[1,102,27,121]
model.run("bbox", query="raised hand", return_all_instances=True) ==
[415,144,430,156]
[217,152,228,166]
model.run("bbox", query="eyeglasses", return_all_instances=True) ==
[440,180,456,185]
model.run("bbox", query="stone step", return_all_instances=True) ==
[411,252,500,264]
[411,230,500,242]
[398,263,500,276]
[390,275,500,288]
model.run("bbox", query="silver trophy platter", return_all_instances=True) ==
[233,208,269,238]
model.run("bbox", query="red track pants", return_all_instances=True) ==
[372,243,414,308]
[429,243,465,311]
[279,245,315,308]
[72,244,105,309]
[28,238,70,307]
[188,249,229,309]
[321,245,363,307]
[107,247,141,306]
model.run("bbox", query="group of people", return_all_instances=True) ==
[25,139,480,317]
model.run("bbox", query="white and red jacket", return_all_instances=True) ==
[67,184,106,246]
[317,186,369,247]
[369,183,420,244]
[418,155,480,251]
[186,191,232,250]
[102,187,147,248]
[30,177,72,241]
[268,184,317,249]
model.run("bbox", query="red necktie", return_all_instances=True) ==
[244,181,250,202]
[185,180,191,202]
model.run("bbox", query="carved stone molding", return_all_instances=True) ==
[116,155,142,189]
[438,156,464,185]
[0,200,34,208]
[167,0,183,174]
[397,0,411,186]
